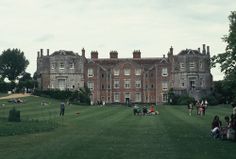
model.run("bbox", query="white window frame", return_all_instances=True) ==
[162,68,168,77]
[114,80,120,89]
[189,62,195,69]
[162,81,168,91]
[162,93,168,102]
[87,81,94,91]
[88,68,94,77]
[135,92,141,102]
[59,62,64,70]
[114,69,120,76]
[51,63,55,70]
[124,79,131,89]
[135,80,141,88]
[124,69,130,76]
[180,63,185,69]
[114,92,120,102]
[135,68,141,75]
[70,63,75,69]
[199,61,203,69]
[58,79,66,90]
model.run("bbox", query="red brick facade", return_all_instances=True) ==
[85,50,172,104]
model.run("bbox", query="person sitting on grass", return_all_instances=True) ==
[220,116,231,139]
[227,114,236,140]
[133,104,138,115]
[142,106,148,115]
[211,115,222,139]
[133,104,141,115]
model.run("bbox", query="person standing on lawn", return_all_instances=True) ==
[60,101,65,116]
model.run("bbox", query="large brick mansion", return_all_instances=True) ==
[36,44,212,104]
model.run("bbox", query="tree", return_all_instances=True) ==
[18,72,38,92]
[211,11,236,102]
[79,86,91,104]
[0,49,29,82]
[212,11,236,75]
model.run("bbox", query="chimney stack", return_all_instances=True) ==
[202,44,206,54]
[37,51,40,58]
[110,51,118,59]
[170,46,173,54]
[91,51,98,59]
[82,48,85,57]
[47,49,49,56]
[133,50,141,58]
[40,49,43,57]
[207,46,210,55]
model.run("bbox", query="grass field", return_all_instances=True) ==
[0,96,235,159]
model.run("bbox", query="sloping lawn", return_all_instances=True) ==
[0,97,235,159]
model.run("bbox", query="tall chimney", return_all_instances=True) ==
[47,49,49,56]
[37,51,40,58]
[133,50,141,58]
[110,51,118,59]
[202,44,206,54]
[82,48,85,57]
[40,49,43,56]
[170,46,173,54]
[207,46,210,55]
[91,51,98,59]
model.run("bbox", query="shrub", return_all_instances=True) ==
[177,95,195,105]
[201,94,220,106]
[8,108,21,122]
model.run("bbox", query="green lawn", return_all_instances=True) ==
[0,96,235,159]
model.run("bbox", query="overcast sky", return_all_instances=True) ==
[0,0,235,81]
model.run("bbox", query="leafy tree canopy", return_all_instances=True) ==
[211,11,236,102]
[0,48,29,82]
[212,11,236,76]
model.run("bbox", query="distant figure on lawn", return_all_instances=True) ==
[211,115,222,138]
[142,106,148,115]
[133,104,141,115]
[187,102,193,116]
[60,101,65,116]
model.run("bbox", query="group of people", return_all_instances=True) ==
[211,104,236,140]
[8,98,24,104]
[187,100,208,116]
[133,104,159,116]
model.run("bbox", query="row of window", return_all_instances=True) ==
[113,92,168,102]
[180,62,203,69]
[88,68,168,77]
[51,62,75,70]
[113,92,142,102]
[87,81,168,90]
